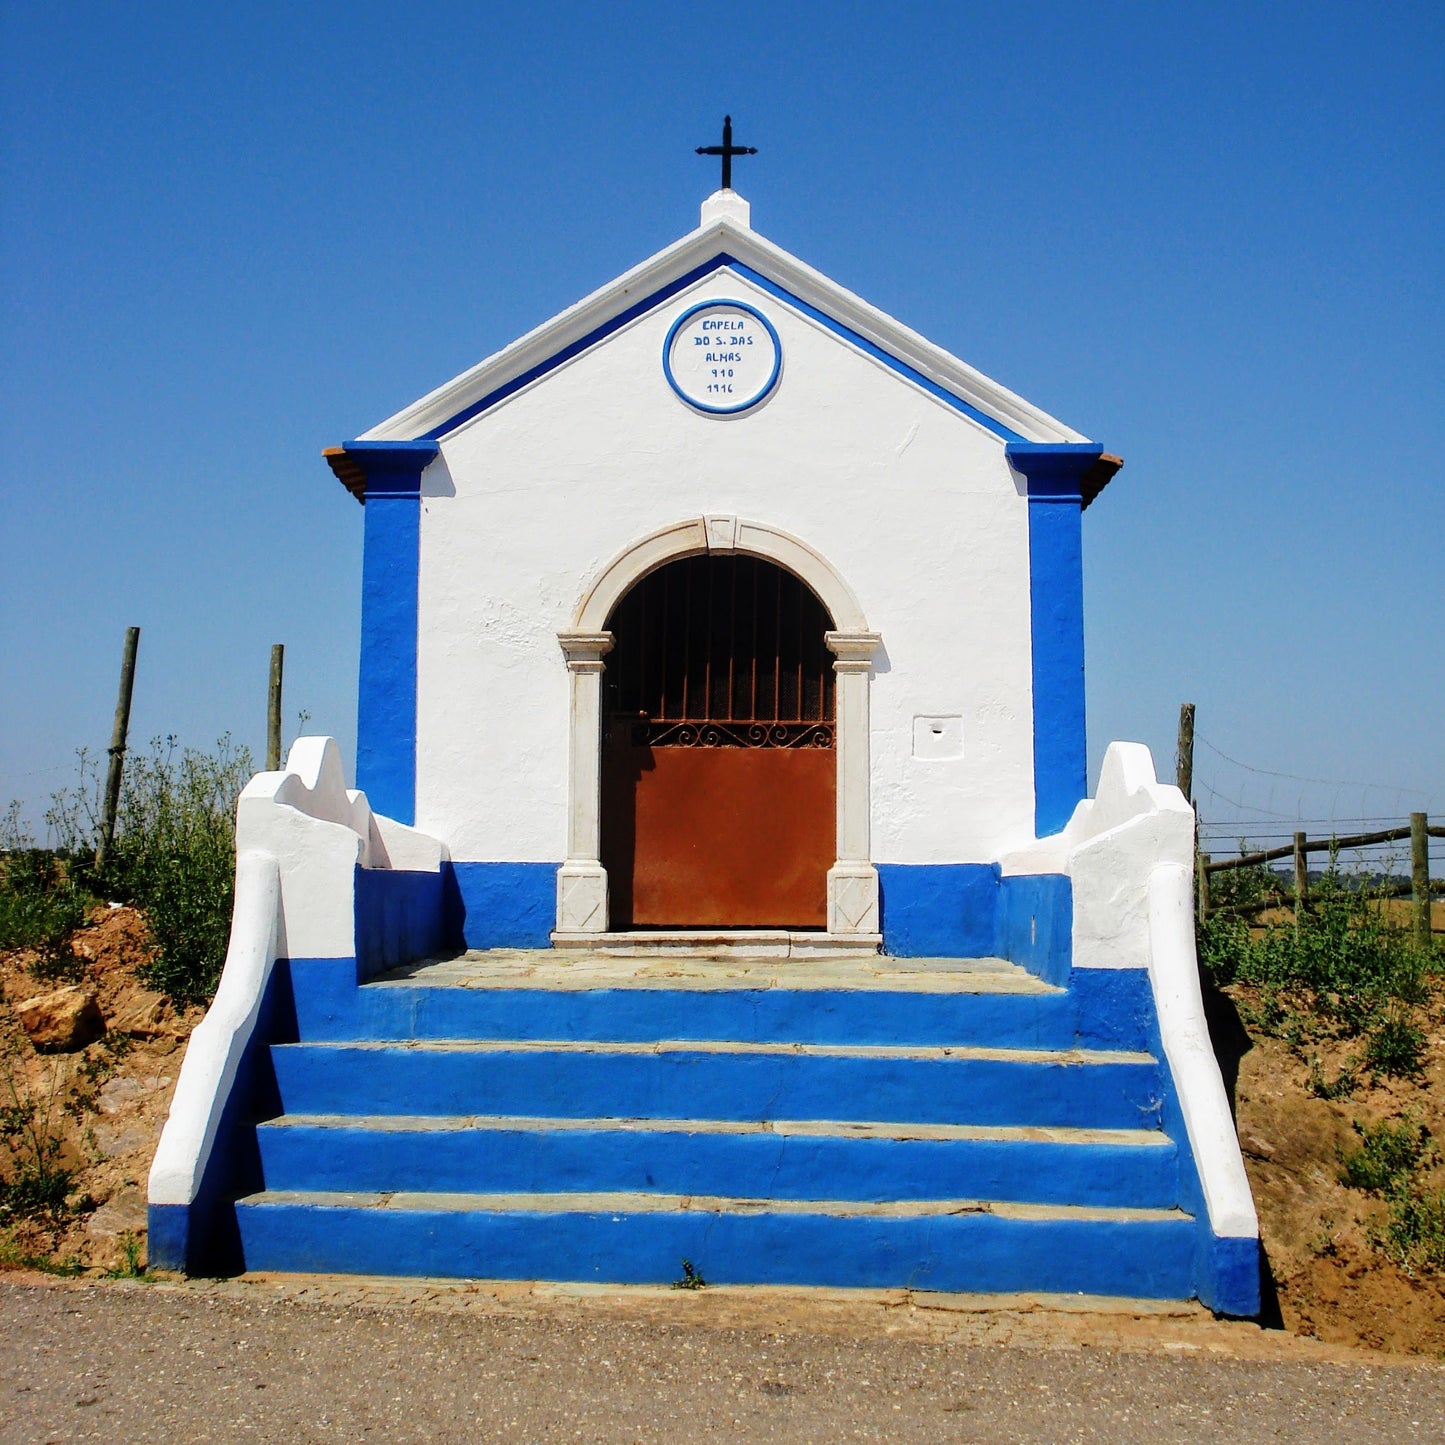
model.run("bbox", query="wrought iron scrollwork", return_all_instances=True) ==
[631,720,834,750]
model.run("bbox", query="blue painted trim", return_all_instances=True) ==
[446,861,557,949]
[1207,1233,1264,1318]
[727,261,1024,441]
[423,255,1027,443]
[343,439,441,493]
[1135,974,1263,1318]
[352,441,437,826]
[662,299,782,414]
[1004,442,1104,498]
[1007,443,1100,837]
[1069,967,1155,1052]
[146,1203,190,1273]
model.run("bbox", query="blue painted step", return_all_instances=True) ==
[283,959,1161,1053]
[291,977,1084,1049]
[233,1189,1198,1298]
[255,1114,1181,1208]
[269,1040,1163,1130]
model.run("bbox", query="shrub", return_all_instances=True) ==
[1363,1008,1428,1079]
[1340,1118,1431,1195]
[1378,1188,1445,1277]
[0,805,91,974]
[105,737,253,1005]
[42,736,253,1006]
[1198,867,1435,1041]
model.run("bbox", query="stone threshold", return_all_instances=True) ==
[550,929,882,959]
[372,950,1054,995]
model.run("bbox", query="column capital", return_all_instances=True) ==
[326,439,441,502]
[557,631,614,672]
[1004,442,1121,509]
[825,630,881,673]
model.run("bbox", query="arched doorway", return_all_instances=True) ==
[555,516,880,945]
[600,553,836,928]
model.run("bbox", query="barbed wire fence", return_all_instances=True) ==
[1173,704,1442,942]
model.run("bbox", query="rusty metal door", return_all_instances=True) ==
[601,555,836,929]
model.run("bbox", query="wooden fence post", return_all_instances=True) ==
[1175,703,1195,802]
[1197,852,1210,925]
[267,644,285,772]
[1412,812,1431,952]
[95,626,140,874]
[1293,831,1308,927]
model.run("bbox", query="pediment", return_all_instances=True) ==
[352,195,1090,452]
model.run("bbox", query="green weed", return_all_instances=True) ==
[1307,1057,1358,1100]
[1340,1118,1431,1195]
[1363,1009,1428,1079]
[0,805,92,976]
[672,1258,707,1290]
[1377,1188,1445,1277]
[0,1044,74,1229]
[103,1230,148,1280]
[0,1233,84,1275]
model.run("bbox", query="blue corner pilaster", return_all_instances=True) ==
[1006,442,1102,838]
[351,439,440,827]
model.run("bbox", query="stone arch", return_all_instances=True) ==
[572,516,870,634]
[556,517,881,946]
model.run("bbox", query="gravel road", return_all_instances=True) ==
[4,1274,1442,1443]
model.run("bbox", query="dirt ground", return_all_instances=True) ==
[1215,975,1445,1355]
[0,906,197,1273]
[2,907,1442,1356]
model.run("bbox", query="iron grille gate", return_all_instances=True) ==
[600,553,837,929]
[603,554,835,745]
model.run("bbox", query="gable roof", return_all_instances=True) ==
[327,191,1119,504]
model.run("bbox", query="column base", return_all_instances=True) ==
[827,861,880,935]
[555,863,609,934]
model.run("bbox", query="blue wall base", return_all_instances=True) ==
[877,864,1072,981]
[1199,1233,1263,1318]
[447,861,556,949]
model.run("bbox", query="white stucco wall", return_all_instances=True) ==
[413,269,1037,866]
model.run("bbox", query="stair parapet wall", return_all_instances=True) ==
[148,736,447,1269]
[1004,740,1260,1315]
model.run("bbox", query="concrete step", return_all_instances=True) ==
[255,1112,1181,1208]
[232,1187,1198,1296]
[284,954,1138,1052]
[268,1039,1162,1130]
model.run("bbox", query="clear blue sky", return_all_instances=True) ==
[3,2,1441,857]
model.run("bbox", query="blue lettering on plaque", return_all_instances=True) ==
[663,299,783,416]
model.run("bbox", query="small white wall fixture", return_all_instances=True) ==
[556,517,881,941]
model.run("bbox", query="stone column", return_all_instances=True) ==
[825,629,882,938]
[555,631,613,935]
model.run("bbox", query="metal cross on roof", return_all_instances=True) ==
[696,115,757,192]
